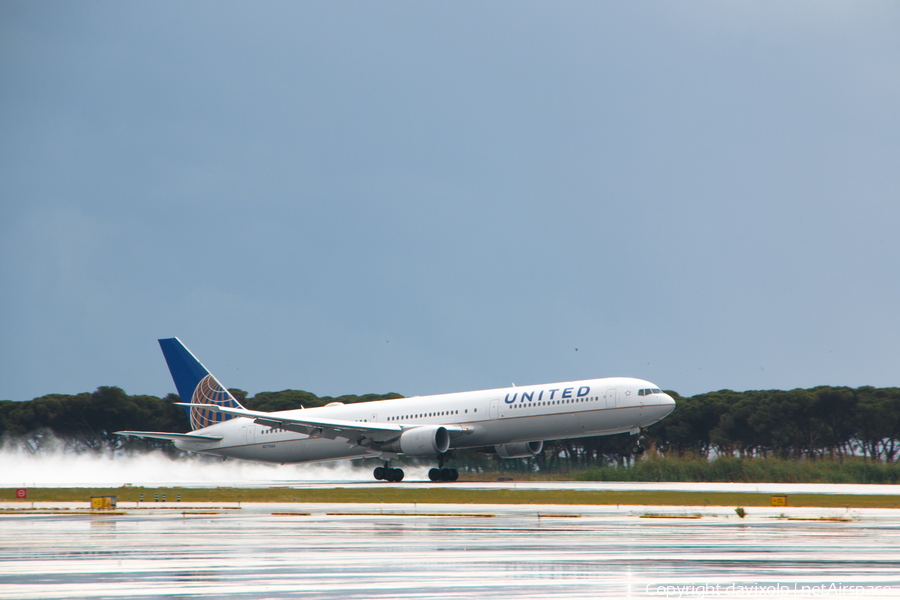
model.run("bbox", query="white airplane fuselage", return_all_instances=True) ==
[175,376,675,463]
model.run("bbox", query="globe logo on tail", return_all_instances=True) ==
[190,374,239,430]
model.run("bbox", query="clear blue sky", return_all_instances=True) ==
[2,1,899,402]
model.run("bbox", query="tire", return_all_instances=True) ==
[394,468,404,482]
[374,467,385,480]
[449,469,459,482]
[440,468,453,482]
[428,468,441,482]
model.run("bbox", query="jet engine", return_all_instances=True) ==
[494,440,543,458]
[382,425,450,456]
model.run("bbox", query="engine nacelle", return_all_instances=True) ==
[383,425,451,456]
[494,440,543,458]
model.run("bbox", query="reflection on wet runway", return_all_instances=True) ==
[2,504,900,599]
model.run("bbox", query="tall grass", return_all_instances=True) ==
[574,455,900,484]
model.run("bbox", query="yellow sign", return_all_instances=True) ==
[91,496,117,510]
[771,495,787,507]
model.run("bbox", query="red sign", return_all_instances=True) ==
[15,489,27,499]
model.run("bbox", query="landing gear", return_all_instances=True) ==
[631,429,645,456]
[374,463,404,482]
[428,467,458,482]
[428,454,458,482]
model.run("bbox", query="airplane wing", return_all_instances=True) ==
[114,431,224,442]
[177,402,405,443]
[178,403,468,445]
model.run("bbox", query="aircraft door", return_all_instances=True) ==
[605,389,617,408]
[246,424,255,443]
[489,399,499,420]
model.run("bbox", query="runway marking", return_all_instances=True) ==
[326,512,496,517]
[786,516,852,522]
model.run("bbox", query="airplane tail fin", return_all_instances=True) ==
[158,337,246,431]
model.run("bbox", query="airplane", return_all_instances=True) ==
[116,338,676,482]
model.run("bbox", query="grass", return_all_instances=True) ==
[2,486,899,509]
[574,455,900,484]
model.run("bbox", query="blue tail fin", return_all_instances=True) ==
[158,338,246,430]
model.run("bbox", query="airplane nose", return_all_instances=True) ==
[659,393,676,416]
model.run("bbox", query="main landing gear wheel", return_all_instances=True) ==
[373,466,405,482]
[428,467,459,482]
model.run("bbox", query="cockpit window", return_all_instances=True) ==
[651,388,661,394]
[638,389,645,396]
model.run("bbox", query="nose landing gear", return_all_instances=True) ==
[630,428,646,456]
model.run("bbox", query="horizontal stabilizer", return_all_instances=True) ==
[114,431,223,442]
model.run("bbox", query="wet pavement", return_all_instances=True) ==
[2,502,899,599]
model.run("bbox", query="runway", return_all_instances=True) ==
[2,502,899,600]
[191,479,900,496]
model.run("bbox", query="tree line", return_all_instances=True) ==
[645,386,900,462]
[0,387,400,454]
[2,385,898,466]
